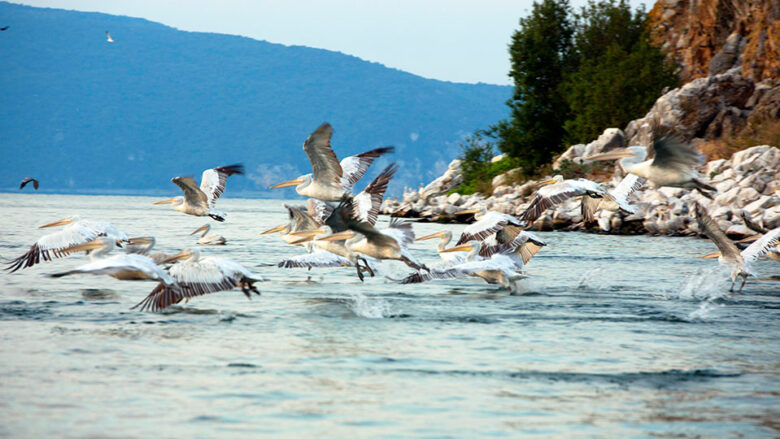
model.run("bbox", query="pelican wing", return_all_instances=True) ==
[520,180,604,224]
[694,203,741,260]
[609,174,645,213]
[480,230,545,258]
[278,249,352,268]
[738,210,768,234]
[353,163,397,225]
[339,146,395,192]
[381,218,415,248]
[307,199,333,224]
[173,177,208,207]
[457,212,521,245]
[287,205,321,232]
[200,164,244,208]
[6,224,102,272]
[20,177,39,190]
[741,228,780,263]
[303,123,342,185]
[650,136,704,174]
[518,242,544,264]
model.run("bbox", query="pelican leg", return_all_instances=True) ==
[729,278,735,293]
[359,257,375,278]
[738,275,747,293]
[355,263,365,282]
[400,256,427,272]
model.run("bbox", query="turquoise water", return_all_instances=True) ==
[1,193,778,438]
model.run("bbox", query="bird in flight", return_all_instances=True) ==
[106,31,114,43]
[19,177,39,190]
[0,26,9,31]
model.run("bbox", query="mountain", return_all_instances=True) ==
[0,2,511,197]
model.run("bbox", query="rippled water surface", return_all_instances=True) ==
[1,193,779,438]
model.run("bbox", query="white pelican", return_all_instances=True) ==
[278,243,353,269]
[583,136,716,197]
[105,31,114,43]
[260,204,320,246]
[49,237,175,284]
[19,177,39,190]
[6,216,128,272]
[154,164,244,221]
[416,230,465,265]
[401,240,528,294]
[123,236,169,264]
[518,175,611,224]
[269,123,394,201]
[132,248,263,312]
[695,203,780,291]
[581,173,646,223]
[454,207,524,245]
[191,224,226,245]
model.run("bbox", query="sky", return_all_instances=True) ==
[14,0,650,85]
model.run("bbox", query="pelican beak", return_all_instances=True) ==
[702,251,722,259]
[153,198,177,205]
[260,224,287,235]
[455,208,481,215]
[38,217,73,228]
[126,237,152,246]
[62,239,105,253]
[582,149,635,161]
[439,243,473,253]
[191,225,209,235]
[316,230,356,241]
[269,177,304,189]
[163,250,190,263]
[539,179,558,186]
[288,235,315,245]
[288,229,322,237]
[416,231,446,241]
[737,235,760,243]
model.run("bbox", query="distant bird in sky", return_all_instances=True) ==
[19,177,39,190]
[154,164,244,222]
[0,26,9,31]
[105,31,114,43]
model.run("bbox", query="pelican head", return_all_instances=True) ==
[163,248,199,263]
[126,236,155,247]
[538,175,564,186]
[582,146,647,170]
[191,224,211,236]
[416,230,452,241]
[269,174,310,190]
[39,215,80,228]
[153,196,184,206]
[260,223,289,235]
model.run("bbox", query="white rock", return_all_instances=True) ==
[744,195,778,213]
[490,154,506,163]
[735,187,760,207]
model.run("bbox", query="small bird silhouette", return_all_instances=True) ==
[19,177,39,190]
[0,26,9,31]
[105,31,114,43]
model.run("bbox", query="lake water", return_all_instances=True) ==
[1,193,778,438]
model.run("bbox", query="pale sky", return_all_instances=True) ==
[14,0,649,85]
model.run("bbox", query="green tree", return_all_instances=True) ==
[486,0,574,174]
[562,0,678,144]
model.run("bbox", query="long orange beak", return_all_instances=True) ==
[416,231,446,241]
[153,198,177,205]
[582,149,635,161]
[454,208,480,215]
[39,217,73,228]
[702,251,722,259]
[163,250,190,263]
[269,177,304,189]
[260,224,287,235]
[316,230,356,241]
[439,244,473,253]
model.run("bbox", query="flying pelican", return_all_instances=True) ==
[260,203,320,246]
[105,31,114,43]
[453,206,524,245]
[191,224,226,245]
[132,248,263,312]
[49,237,175,284]
[695,203,780,292]
[154,164,244,221]
[518,175,612,224]
[269,123,394,201]
[19,177,39,190]
[123,236,169,264]
[581,173,646,223]
[583,136,716,197]
[1,26,10,31]
[401,240,528,294]
[6,216,128,272]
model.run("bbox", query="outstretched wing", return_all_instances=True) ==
[694,203,741,260]
[5,224,102,272]
[200,164,244,208]
[172,176,208,207]
[278,250,352,268]
[307,199,333,224]
[382,218,415,248]
[741,228,780,263]
[353,163,397,225]
[339,146,395,193]
[20,177,39,190]
[303,123,342,185]
[520,181,589,224]
[457,212,521,245]
[650,136,704,174]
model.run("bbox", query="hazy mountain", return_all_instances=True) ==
[0,2,510,197]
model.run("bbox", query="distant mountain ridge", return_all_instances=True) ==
[0,2,511,197]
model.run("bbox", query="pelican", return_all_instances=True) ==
[278,242,353,269]
[581,173,646,223]
[583,136,716,197]
[454,206,524,245]
[191,224,226,245]
[518,175,611,224]
[260,204,319,246]
[123,236,169,264]
[132,248,263,312]
[401,240,528,294]
[269,123,394,201]
[416,231,465,265]
[19,177,39,190]
[105,31,114,43]
[695,203,780,292]
[49,237,175,284]
[154,164,244,221]
[6,216,128,272]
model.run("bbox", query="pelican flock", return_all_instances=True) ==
[8,123,778,311]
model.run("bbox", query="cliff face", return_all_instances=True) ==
[649,0,779,82]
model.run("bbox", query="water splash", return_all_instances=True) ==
[687,300,724,322]
[577,267,606,290]
[348,292,394,319]
[673,266,730,301]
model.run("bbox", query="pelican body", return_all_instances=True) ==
[155,164,244,221]
[192,224,226,245]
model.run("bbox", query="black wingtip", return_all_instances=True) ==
[217,164,245,176]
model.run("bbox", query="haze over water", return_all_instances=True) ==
[1,193,778,437]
